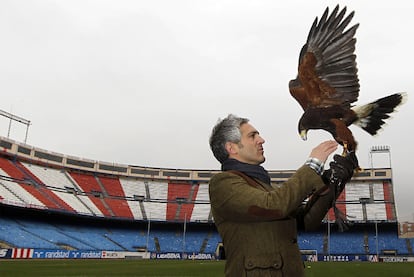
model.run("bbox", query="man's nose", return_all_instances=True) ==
[258,136,265,144]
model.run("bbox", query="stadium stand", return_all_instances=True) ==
[1,205,412,256]
[0,135,412,259]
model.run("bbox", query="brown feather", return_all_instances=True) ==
[289,5,359,110]
[330,118,357,151]
[289,5,406,153]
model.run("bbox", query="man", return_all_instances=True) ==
[209,114,358,276]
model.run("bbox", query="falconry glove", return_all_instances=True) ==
[323,151,359,231]
[329,152,359,191]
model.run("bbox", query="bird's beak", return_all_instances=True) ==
[300,130,307,141]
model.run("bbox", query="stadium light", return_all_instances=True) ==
[370,145,390,152]
[134,195,145,201]
[359,197,371,204]
[176,197,187,204]
[369,145,392,169]
[0,109,31,143]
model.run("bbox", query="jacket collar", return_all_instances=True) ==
[221,158,270,185]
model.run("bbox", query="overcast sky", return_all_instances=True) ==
[0,0,412,221]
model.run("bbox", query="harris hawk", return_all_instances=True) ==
[289,5,407,155]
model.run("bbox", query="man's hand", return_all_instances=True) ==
[309,140,338,163]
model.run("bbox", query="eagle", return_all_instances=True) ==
[289,5,407,154]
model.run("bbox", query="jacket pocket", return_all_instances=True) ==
[244,253,283,276]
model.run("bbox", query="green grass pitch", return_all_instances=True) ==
[0,259,413,276]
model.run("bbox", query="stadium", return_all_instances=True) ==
[0,110,413,271]
[2,1,414,275]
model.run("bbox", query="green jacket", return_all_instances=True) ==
[209,165,333,276]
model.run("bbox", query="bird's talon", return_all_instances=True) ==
[342,142,349,156]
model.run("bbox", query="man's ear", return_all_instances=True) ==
[225,142,237,155]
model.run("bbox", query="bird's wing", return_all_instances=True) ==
[289,5,360,110]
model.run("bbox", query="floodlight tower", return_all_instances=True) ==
[0,109,31,143]
[369,145,391,169]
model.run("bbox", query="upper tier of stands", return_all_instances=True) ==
[0,136,408,256]
[0,135,397,223]
[0,154,395,223]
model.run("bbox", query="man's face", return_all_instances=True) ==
[230,122,265,165]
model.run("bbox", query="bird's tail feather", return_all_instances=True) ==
[352,92,407,135]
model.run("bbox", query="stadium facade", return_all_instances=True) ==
[0,135,413,261]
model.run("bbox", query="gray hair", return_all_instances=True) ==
[209,114,249,163]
